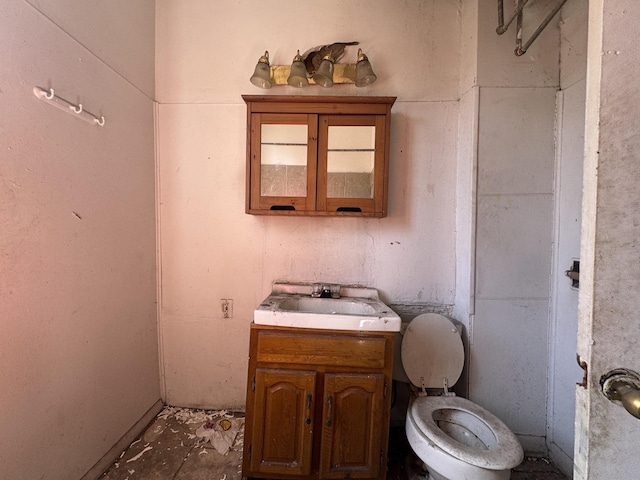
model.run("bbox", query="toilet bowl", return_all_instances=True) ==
[398,314,524,480]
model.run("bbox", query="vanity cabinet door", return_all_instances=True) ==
[248,368,316,477]
[243,324,394,480]
[319,373,385,479]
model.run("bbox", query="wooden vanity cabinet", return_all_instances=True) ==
[243,324,395,480]
[242,95,396,217]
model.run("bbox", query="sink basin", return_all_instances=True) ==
[278,297,377,315]
[254,283,401,332]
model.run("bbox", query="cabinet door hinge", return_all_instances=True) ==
[380,450,384,467]
[384,381,388,398]
[251,375,256,392]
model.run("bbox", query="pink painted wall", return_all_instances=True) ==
[0,1,158,479]
[155,0,461,408]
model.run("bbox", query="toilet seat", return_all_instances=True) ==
[408,396,524,470]
[401,313,464,390]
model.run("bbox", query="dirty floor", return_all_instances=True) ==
[100,406,569,480]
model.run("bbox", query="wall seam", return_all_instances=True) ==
[21,0,153,101]
[154,101,167,402]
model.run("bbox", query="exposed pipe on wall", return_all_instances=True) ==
[497,0,569,56]
[496,0,531,35]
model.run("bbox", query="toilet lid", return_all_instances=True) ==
[401,313,464,389]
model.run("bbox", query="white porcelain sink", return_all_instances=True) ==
[254,283,401,332]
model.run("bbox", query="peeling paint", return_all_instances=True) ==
[126,446,153,463]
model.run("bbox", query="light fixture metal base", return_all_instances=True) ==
[270,64,357,86]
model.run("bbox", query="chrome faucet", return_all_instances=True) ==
[311,283,341,299]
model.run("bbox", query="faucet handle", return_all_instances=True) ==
[310,283,341,298]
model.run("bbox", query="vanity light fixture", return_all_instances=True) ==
[312,55,335,87]
[355,49,377,87]
[249,47,378,88]
[286,50,309,88]
[249,51,272,89]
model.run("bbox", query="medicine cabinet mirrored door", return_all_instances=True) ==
[318,116,385,214]
[251,113,318,212]
[243,96,396,217]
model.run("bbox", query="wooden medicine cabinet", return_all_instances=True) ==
[242,95,396,217]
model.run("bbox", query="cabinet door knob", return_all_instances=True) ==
[306,393,313,425]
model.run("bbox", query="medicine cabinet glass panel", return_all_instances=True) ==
[327,126,375,199]
[261,124,308,197]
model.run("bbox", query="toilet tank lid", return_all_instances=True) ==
[401,313,464,389]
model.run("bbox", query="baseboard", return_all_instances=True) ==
[80,399,164,480]
[548,441,575,478]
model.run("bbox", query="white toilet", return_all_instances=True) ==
[397,313,524,480]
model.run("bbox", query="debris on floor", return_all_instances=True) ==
[195,417,243,455]
[126,446,153,463]
[101,407,568,480]
[100,405,245,480]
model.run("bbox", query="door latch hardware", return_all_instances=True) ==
[576,354,588,388]
[600,368,640,419]
[565,260,580,289]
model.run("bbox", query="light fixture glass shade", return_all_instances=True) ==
[313,56,334,88]
[355,49,377,87]
[287,50,309,88]
[250,51,272,89]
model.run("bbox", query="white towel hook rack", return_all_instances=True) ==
[33,86,105,127]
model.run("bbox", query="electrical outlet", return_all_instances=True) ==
[221,299,233,318]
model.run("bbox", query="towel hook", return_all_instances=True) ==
[34,85,105,127]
